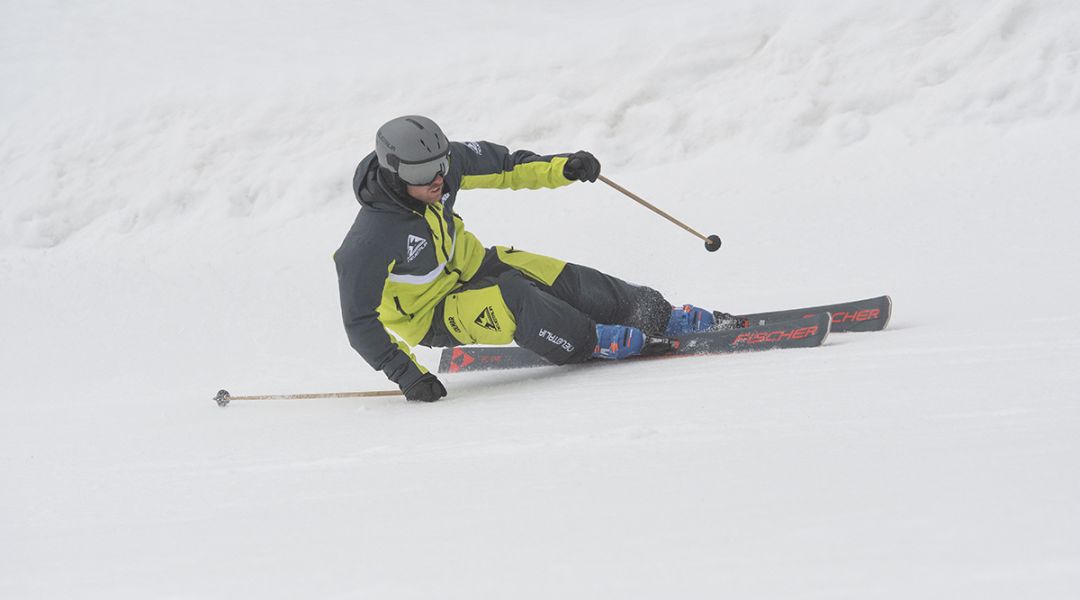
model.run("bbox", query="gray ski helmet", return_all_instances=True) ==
[375,115,450,186]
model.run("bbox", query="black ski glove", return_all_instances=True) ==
[563,151,601,183]
[402,373,447,402]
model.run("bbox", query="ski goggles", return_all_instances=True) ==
[393,152,451,186]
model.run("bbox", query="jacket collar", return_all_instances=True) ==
[376,167,427,215]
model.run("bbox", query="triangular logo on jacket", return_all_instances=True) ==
[406,234,428,263]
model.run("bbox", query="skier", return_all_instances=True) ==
[335,115,745,402]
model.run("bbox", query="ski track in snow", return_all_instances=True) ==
[2,0,1080,598]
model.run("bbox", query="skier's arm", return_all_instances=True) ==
[334,237,431,393]
[455,141,599,190]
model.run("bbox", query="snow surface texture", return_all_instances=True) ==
[2,0,1079,597]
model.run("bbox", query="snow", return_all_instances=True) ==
[2,0,1079,597]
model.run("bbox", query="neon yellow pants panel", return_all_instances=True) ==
[493,246,566,286]
[442,285,517,345]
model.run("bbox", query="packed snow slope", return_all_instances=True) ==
[3,0,1079,598]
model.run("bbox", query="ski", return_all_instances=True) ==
[738,294,891,333]
[439,312,831,374]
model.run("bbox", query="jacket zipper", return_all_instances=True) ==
[431,205,454,275]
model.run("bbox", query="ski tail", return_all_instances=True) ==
[439,344,550,373]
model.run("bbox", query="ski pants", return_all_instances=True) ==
[419,246,671,365]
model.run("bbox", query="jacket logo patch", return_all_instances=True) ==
[406,234,428,263]
[475,306,502,332]
[465,141,482,155]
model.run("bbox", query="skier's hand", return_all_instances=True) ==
[402,373,447,402]
[563,151,601,183]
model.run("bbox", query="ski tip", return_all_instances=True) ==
[882,295,893,331]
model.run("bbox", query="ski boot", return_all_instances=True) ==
[593,324,646,359]
[665,305,749,335]
[711,310,750,331]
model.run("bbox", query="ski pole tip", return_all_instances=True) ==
[705,234,722,252]
[214,389,231,407]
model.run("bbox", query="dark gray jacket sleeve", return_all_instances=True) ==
[334,230,426,390]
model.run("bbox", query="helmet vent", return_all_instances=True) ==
[405,118,426,130]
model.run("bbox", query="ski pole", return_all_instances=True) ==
[214,388,402,407]
[598,174,722,252]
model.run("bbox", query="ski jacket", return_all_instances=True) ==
[335,141,575,390]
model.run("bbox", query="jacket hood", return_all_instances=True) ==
[353,152,426,215]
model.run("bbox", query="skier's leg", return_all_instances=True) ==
[543,261,748,334]
[423,246,741,360]
[485,246,747,336]
[490,246,671,335]
[549,262,671,335]
[436,270,597,364]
